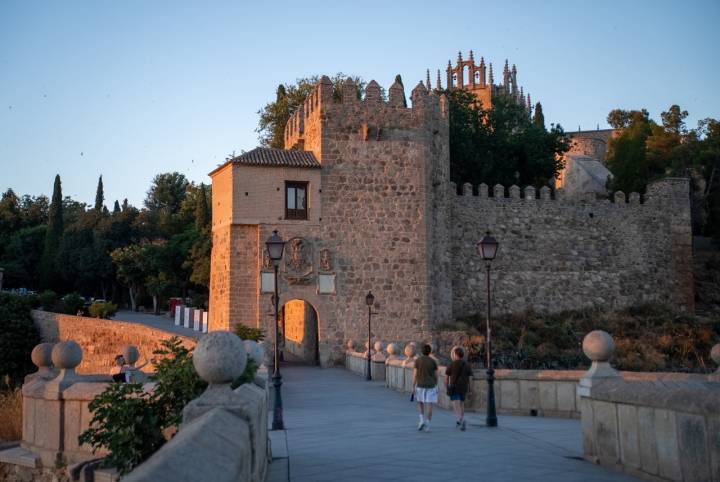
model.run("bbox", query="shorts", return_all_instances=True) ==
[450,393,466,402]
[415,386,438,403]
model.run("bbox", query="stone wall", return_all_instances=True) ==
[580,378,720,482]
[451,178,694,318]
[31,310,196,375]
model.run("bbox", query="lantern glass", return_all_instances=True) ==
[477,232,499,261]
[365,291,375,306]
[265,230,285,261]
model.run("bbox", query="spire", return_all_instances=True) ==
[527,93,532,114]
[503,59,510,89]
[519,87,525,107]
[469,50,475,62]
[436,69,442,90]
[479,56,485,68]
[457,50,463,64]
[426,69,431,91]
[511,64,518,96]
[489,63,494,85]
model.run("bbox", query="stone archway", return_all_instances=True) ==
[280,299,319,366]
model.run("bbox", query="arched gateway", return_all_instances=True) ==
[280,299,319,365]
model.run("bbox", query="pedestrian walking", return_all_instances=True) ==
[413,343,438,432]
[445,346,473,430]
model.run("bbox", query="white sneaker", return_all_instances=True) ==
[417,420,425,431]
[423,422,430,432]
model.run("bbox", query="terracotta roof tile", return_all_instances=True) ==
[231,147,320,169]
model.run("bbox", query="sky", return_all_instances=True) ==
[1,0,719,207]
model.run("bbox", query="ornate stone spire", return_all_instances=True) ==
[436,69,442,90]
[489,62,494,85]
[469,50,475,62]
[426,69,431,91]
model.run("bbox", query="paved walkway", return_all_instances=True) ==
[114,310,200,338]
[267,366,639,482]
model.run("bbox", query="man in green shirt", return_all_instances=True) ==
[413,344,438,432]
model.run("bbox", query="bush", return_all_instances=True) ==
[78,383,165,475]
[233,323,265,342]
[0,293,41,385]
[455,304,719,372]
[88,301,118,319]
[60,292,86,315]
[36,290,57,310]
[231,357,259,389]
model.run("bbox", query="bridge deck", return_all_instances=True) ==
[266,366,639,482]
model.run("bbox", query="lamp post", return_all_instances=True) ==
[266,230,285,430]
[476,231,499,427]
[365,291,375,381]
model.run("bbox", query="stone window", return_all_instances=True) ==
[285,181,308,220]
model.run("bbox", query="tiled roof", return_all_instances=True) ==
[231,147,321,169]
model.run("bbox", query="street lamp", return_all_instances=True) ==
[266,230,285,430]
[365,291,375,381]
[476,231,499,427]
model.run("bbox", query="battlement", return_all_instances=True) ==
[284,76,448,154]
[450,177,690,208]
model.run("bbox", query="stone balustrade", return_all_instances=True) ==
[174,305,209,333]
[345,339,719,421]
[0,333,269,482]
[580,334,720,482]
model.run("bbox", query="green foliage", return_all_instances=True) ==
[231,357,259,389]
[40,175,64,289]
[150,337,207,428]
[36,290,57,310]
[233,323,265,342]
[0,293,41,385]
[60,292,86,315]
[455,304,719,372]
[94,175,105,212]
[445,89,568,188]
[78,383,165,475]
[88,301,118,319]
[256,73,366,149]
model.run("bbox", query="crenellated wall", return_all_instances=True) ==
[450,178,694,317]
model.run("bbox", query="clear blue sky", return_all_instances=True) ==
[1,0,719,207]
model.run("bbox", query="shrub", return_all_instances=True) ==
[36,290,57,310]
[231,357,259,389]
[150,337,207,428]
[60,292,86,315]
[234,323,265,342]
[455,304,719,372]
[78,383,165,475]
[0,293,41,385]
[88,301,118,319]
[0,389,22,441]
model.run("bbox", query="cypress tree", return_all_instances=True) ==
[113,200,121,213]
[94,175,104,211]
[394,74,407,107]
[533,102,545,130]
[40,174,64,288]
[194,184,209,230]
[122,198,129,211]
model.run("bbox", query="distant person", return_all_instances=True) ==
[110,355,129,383]
[413,343,438,432]
[445,346,473,431]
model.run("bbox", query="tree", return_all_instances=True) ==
[113,200,121,213]
[111,245,147,311]
[607,109,649,129]
[256,73,366,149]
[533,102,545,129]
[445,89,568,188]
[40,175,63,289]
[94,175,105,212]
[194,183,209,230]
[394,74,407,107]
[661,105,689,134]
[606,117,653,193]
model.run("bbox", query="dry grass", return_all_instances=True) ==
[0,389,22,441]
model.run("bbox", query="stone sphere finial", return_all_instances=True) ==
[386,343,399,356]
[31,343,54,368]
[51,341,83,370]
[373,341,384,353]
[346,339,355,351]
[582,330,615,362]
[122,345,140,366]
[404,342,416,358]
[193,331,247,384]
[243,340,264,366]
[711,343,720,369]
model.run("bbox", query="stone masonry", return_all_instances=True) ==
[208,75,693,366]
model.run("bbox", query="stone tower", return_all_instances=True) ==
[209,77,451,365]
